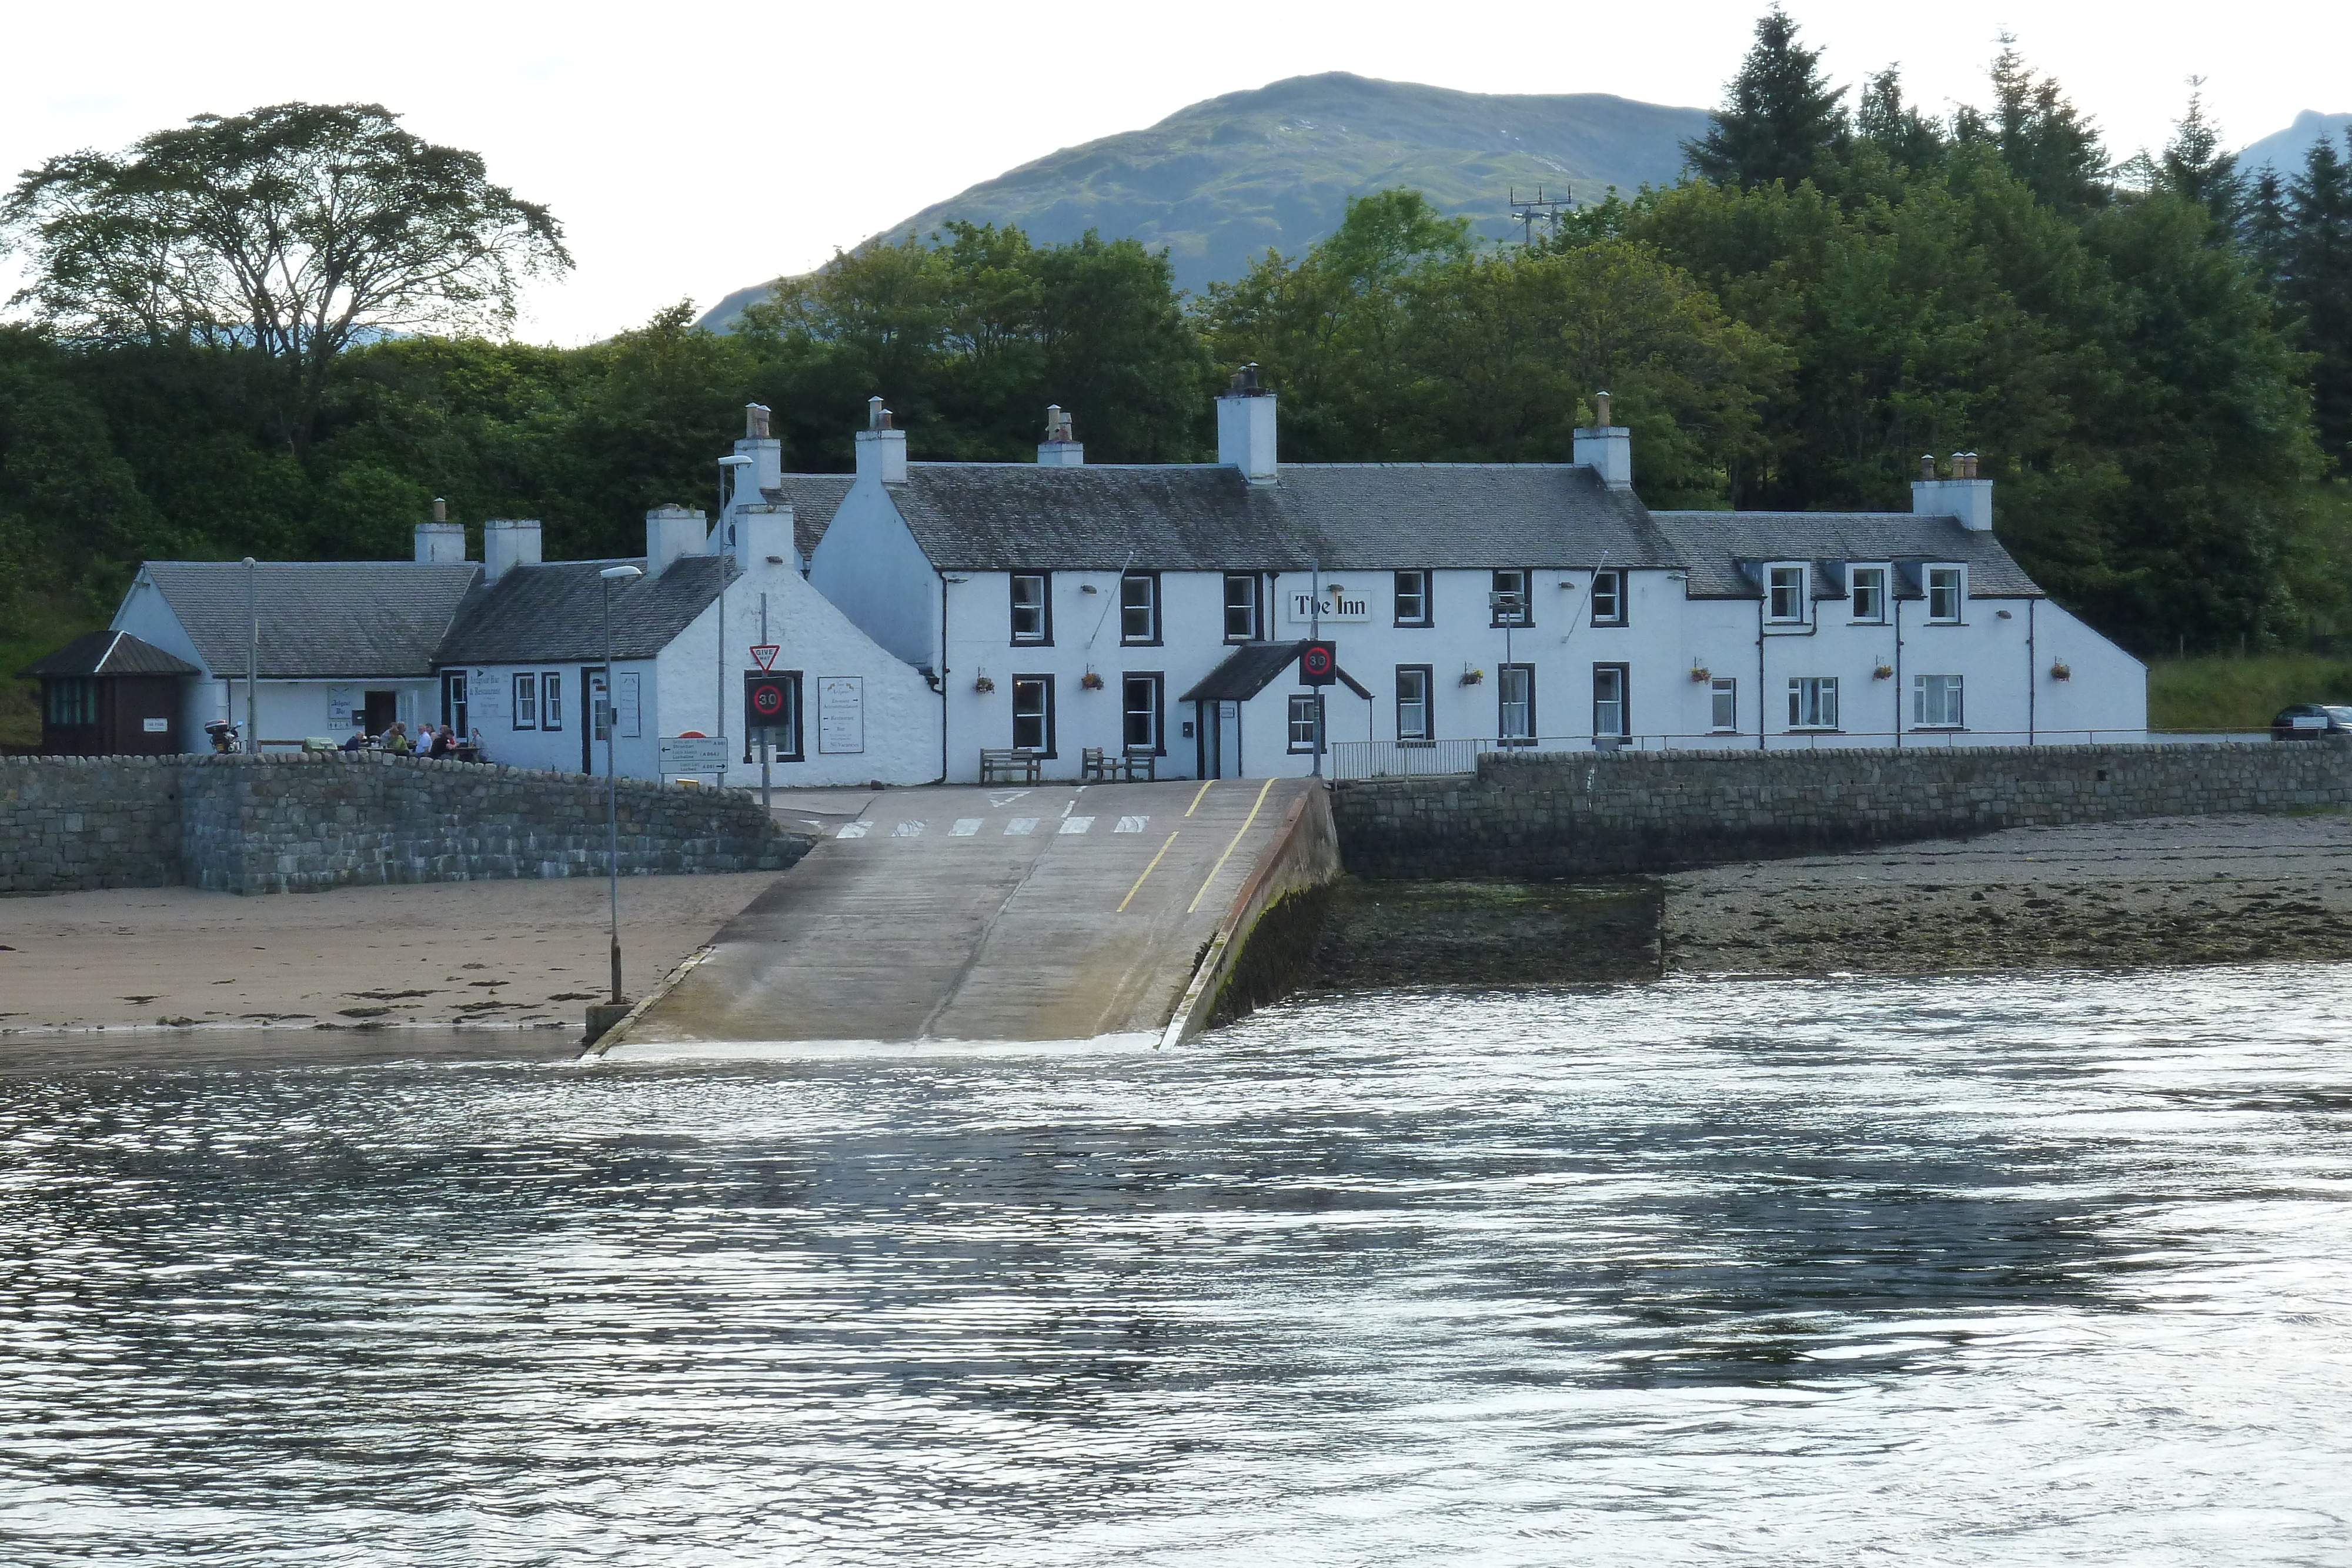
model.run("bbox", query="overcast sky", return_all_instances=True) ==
[2,0,2343,345]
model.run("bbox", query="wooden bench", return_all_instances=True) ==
[1081,747,1160,782]
[980,748,1043,783]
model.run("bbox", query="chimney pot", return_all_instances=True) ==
[1920,453,1936,480]
[1593,390,1611,427]
[855,400,909,482]
[746,403,771,439]
[431,496,447,523]
[867,396,884,430]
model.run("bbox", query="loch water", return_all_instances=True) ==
[1,968,2348,1565]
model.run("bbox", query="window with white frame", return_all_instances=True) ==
[1590,569,1626,626]
[1010,573,1051,644]
[1395,666,1432,741]
[1498,664,1535,741]
[1122,673,1162,752]
[1490,570,1531,627]
[1768,564,1808,622]
[1011,675,1054,754]
[1913,674,1964,727]
[1287,693,1323,752]
[512,671,537,728]
[1120,572,1160,644]
[1223,573,1258,641]
[1927,566,1964,623]
[1592,664,1628,737]
[1394,570,1431,627]
[1788,676,1839,729]
[540,672,563,730]
[1850,565,1887,623]
[1710,677,1738,732]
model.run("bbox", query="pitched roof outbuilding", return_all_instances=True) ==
[878,462,1677,571]
[139,561,483,678]
[766,476,856,561]
[16,629,201,678]
[1652,511,2044,598]
[432,554,733,666]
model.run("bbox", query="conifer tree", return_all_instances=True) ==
[2159,84,2241,230]
[1956,39,2109,215]
[1854,68,1945,173]
[1684,9,1847,190]
[2240,169,2294,287]
[2283,135,2352,461]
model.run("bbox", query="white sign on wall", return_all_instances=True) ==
[617,672,642,738]
[328,688,353,728]
[818,677,864,754]
[659,735,730,773]
[1284,586,1372,626]
[142,717,169,733]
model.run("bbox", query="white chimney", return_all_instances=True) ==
[1216,365,1277,483]
[730,503,797,571]
[1912,451,1993,531]
[1572,390,1632,490]
[1037,404,1084,466]
[738,403,783,492]
[483,518,543,582]
[413,498,465,563]
[646,505,706,574]
[854,396,908,483]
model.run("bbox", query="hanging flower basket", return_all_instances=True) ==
[2050,660,2072,681]
[1689,666,1711,683]
[972,674,995,694]
[1873,663,1895,680]
[1080,670,1105,691]
[1460,666,1485,687]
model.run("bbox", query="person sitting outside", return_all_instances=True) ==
[415,721,436,754]
[382,722,412,754]
[465,728,489,763]
[340,724,371,752]
[429,727,457,759]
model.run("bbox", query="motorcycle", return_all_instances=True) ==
[203,719,241,754]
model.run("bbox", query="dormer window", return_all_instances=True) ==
[1927,566,1964,623]
[1766,563,1807,623]
[1850,565,1887,623]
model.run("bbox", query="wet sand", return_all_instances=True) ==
[1664,811,2352,974]
[0,872,787,1038]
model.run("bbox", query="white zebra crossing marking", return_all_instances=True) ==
[1059,816,1094,835]
[950,819,983,836]
[1004,818,1039,836]
[1115,815,1148,833]
[891,820,925,838]
[836,822,870,839]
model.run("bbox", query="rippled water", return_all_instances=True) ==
[2,968,2349,1565]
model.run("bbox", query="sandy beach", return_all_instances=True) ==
[0,872,787,1036]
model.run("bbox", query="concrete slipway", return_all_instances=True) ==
[591,777,1335,1057]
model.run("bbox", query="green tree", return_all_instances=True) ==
[1853,67,1945,176]
[1683,9,1847,190]
[2281,134,2352,463]
[2158,84,2241,229]
[2,102,570,454]
[1955,39,2109,216]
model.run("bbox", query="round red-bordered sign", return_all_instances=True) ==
[1299,641,1337,685]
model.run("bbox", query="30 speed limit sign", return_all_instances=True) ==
[744,671,792,731]
[1298,640,1337,686]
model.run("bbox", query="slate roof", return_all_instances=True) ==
[433,554,733,666]
[766,476,856,561]
[140,561,483,678]
[880,462,1675,571]
[1651,511,2044,599]
[17,629,200,679]
[1178,641,1371,703]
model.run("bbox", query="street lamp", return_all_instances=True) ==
[599,563,643,1005]
[243,557,258,754]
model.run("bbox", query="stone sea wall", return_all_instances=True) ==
[3,752,807,896]
[1331,740,2352,880]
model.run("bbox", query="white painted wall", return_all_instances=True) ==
[807,474,941,670]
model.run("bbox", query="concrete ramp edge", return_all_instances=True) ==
[1160,783,1342,1047]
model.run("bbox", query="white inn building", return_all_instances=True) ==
[93,379,2144,784]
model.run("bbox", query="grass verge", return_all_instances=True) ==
[2146,654,2352,731]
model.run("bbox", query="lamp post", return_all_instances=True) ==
[242,557,258,753]
[599,564,643,1005]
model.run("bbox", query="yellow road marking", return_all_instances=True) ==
[1188,778,1275,914]
[1185,780,1214,817]
[1118,832,1181,912]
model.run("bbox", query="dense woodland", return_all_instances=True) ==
[5,16,2351,741]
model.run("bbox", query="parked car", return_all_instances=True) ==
[2270,704,2352,740]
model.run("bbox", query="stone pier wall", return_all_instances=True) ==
[1331,740,2352,880]
[4,752,806,896]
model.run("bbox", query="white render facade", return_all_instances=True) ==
[798,385,2146,783]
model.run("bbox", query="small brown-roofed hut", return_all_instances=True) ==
[16,630,200,755]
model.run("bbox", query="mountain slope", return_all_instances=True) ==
[701,72,1708,327]
[2239,109,2352,177]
